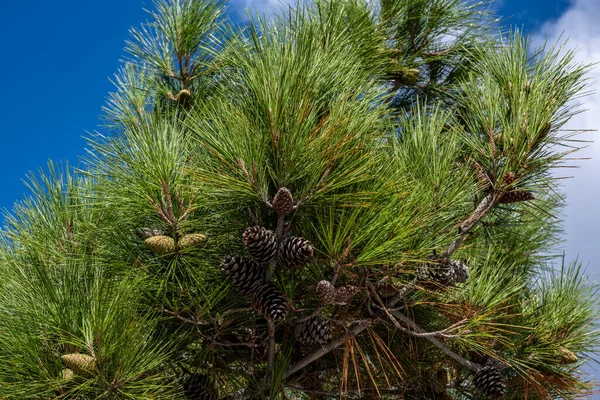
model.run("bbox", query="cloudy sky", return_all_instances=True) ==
[0,0,598,389]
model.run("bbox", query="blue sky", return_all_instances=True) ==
[0,0,582,211]
[0,0,598,390]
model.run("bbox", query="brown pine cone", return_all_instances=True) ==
[277,236,314,269]
[272,187,294,216]
[242,226,278,263]
[498,190,534,204]
[316,280,335,305]
[333,285,360,305]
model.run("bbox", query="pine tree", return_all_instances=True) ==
[0,0,597,399]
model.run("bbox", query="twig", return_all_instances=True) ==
[267,319,276,375]
[380,307,467,338]
[159,307,210,326]
[388,310,479,371]
[445,192,497,257]
[286,385,405,396]
[368,284,477,370]
[220,307,253,318]
[387,277,418,308]
[275,214,285,237]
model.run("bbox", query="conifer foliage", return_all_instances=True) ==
[0,0,598,398]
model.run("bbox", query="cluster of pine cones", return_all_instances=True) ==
[221,188,314,322]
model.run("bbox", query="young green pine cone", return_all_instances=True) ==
[221,256,267,295]
[473,366,505,399]
[144,235,176,255]
[61,353,98,378]
[252,282,289,322]
[272,187,294,216]
[178,233,207,250]
[242,226,278,263]
[294,317,332,346]
[277,236,314,269]
[316,280,335,305]
[558,347,578,365]
[61,368,75,380]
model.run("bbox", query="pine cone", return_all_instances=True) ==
[61,353,98,378]
[272,187,294,216]
[473,366,505,399]
[498,190,534,204]
[178,233,207,249]
[558,347,578,365]
[61,369,75,380]
[502,172,515,186]
[182,373,218,400]
[294,317,332,346]
[277,236,314,269]
[252,282,288,322]
[221,256,267,295]
[144,235,176,255]
[449,260,469,284]
[417,259,469,286]
[333,285,360,305]
[242,226,278,263]
[317,280,335,305]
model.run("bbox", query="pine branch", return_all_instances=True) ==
[445,191,497,257]
[388,310,478,371]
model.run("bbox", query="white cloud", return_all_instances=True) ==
[228,0,298,18]
[531,0,600,389]
[531,0,600,276]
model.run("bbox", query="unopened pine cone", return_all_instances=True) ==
[242,226,278,263]
[333,285,360,305]
[473,366,505,399]
[272,187,294,216]
[558,347,578,365]
[221,256,266,295]
[61,368,75,380]
[61,353,98,378]
[277,236,314,269]
[317,280,335,305]
[498,190,534,204]
[144,235,175,255]
[294,317,332,346]
[252,282,288,322]
[178,233,207,249]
